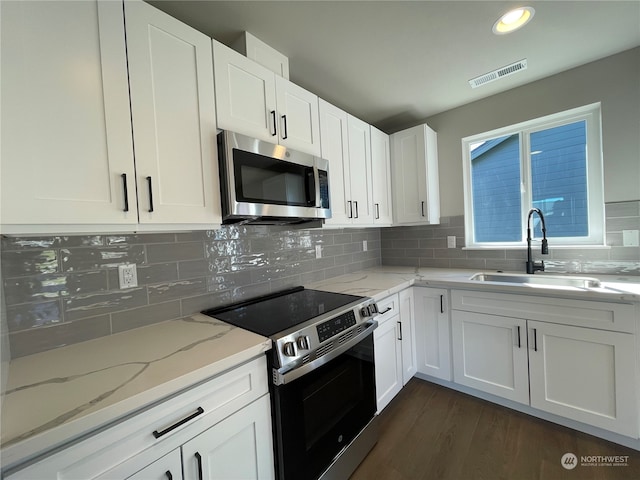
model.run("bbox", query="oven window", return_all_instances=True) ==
[272,334,376,480]
[233,149,314,206]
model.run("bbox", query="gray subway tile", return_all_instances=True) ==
[105,233,176,245]
[148,278,207,304]
[181,290,234,316]
[147,242,204,263]
[606,201,640,218]
[609,246,640,261]
[3,271,108,306]
[606,217,640,232]
[2,250,59,277]
[6,300,62,332]
[63,288,148,321]
[111,301,182,333]
[61,245,145,272]
[419,258,450,268]
[1,236,103,250]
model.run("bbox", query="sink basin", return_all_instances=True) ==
[469,272,602,289]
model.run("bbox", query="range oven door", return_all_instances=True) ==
[270,332,376,480]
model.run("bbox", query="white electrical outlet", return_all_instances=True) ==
[118,264,138,289]
[447,236,456,248]
[623,230,640,247]
[315,245,322,259]
[363,240,368,251]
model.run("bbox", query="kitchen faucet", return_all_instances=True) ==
[526,208,549,274]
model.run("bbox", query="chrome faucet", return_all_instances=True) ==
[526,208,549,274]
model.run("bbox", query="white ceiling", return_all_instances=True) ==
[149,0,640,133]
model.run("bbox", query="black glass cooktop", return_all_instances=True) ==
[202,287,364,337]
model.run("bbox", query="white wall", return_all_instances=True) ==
[426,47,640,217]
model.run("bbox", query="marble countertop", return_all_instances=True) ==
[1,314,271,469]
[308,266,640,303]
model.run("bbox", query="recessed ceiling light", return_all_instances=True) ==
[493,6,535,35]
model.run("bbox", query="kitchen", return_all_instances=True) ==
[1,0,639,479]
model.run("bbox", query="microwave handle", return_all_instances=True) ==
[312,165,321,208]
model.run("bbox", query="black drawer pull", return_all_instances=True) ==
[152,406,204,438]
[195,452,203,480]
[121,173,129,212]
[146,176,154,213]
[379,306,393,315]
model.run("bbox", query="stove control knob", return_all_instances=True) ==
[369,303,379,314]
[296,335,310,350]
[282,341,296,357]
[360,306,371,318]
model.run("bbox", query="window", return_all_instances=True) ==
[462,103,605,248]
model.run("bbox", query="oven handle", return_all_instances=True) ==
[273,320,378,386]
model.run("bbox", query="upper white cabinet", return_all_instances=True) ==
[370,127,393,226]
[213,40,320,156]
[319,100,374,227]
[0,0,136,232]
[125,0,221,228]
[390,124,440,225]
[0,0,221,234]
[233,31,290,79]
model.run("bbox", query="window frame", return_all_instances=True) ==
[461,103,605,249]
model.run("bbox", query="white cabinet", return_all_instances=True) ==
[213,40,320,156]
[182,395,274,480]
[7,357,273,480]
[370,126,393,226]
[390,124,440,225]
[450,290,639,438]
[373,291,416,412]
[413,288,452,381]
[0,0,221,234]
[451,310,529,404]
[528,320,637,438]
[319,100,374,227]
[0,0,135,233]
[124,0,221,229]
[373,294,403,413]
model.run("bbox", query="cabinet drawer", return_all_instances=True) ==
[451,290,636,333]
[375,293,400,325]
[7,357,268,480]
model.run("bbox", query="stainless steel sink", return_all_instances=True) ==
[469,272,602,289]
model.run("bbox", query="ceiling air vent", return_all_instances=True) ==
[469,59,528,88]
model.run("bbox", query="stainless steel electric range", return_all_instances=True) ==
[203,286,380,480]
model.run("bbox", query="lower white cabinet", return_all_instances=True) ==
[182,395,274,480]
[413,288,452,381]
[373,290,416,413]
[451,290,638,438]
[7,357,274,480]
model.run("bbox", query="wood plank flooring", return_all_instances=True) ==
[350,378,640,480]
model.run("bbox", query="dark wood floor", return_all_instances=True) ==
[350,378,640,480]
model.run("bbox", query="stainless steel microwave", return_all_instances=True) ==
[217,131,331,225]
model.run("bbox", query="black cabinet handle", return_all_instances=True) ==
[152,406,204,438]
[121,173,129,212]
[397,321,403,341]
[146,176,154,212]
[281,115,288,139]
[270,110,277,136]
[517,326,521,348]
[195,452,203,480]
[375,203,380,219]
[379,306,393,315]
[354,201,359,218]
[440,295,444,314]
[165,471,173,480]
[347,200,353,218]
[533,328,538,352]
[421,201,425,217]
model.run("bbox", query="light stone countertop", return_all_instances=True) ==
[308,266,640,303]
[1,314,271,469]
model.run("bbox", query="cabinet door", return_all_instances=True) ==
[370,126,393,225]
[125,1,221,228]
[182,395,274,480]
[127,449,183,480]
[528,320,638,438]
[374,315,403,413]
[319,100,352,226]
[0,0,136,232]
[451,311,529,404]
[398,289,417,385]
[413,288,451,381]
[213,40,277,142]
[275,76,321,156]
[390,124,439,225]
[346,115,374,225]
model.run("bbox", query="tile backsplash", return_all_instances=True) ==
[381,201,640,275]
[2,201,638,360]
[1,226,381,358]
